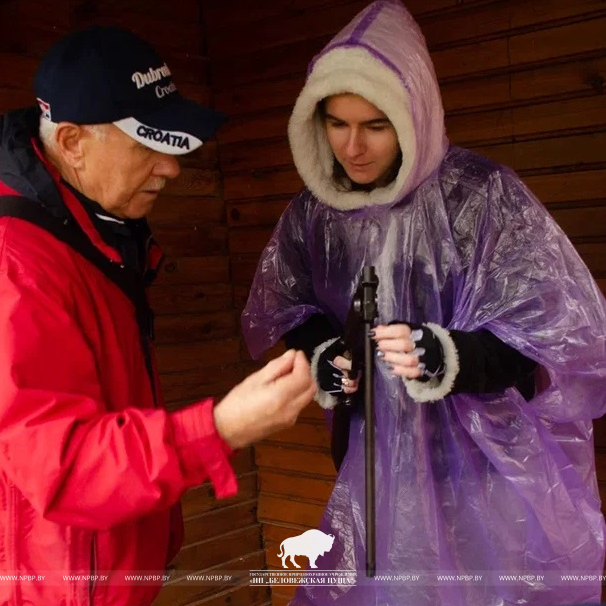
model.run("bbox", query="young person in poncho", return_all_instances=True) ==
[242,1,606,604]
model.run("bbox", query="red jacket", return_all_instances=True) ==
[0,108,238,606]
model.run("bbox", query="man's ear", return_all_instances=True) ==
[54,123,87,169]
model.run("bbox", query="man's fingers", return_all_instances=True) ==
[289,351,317,408]
[283,370,317,417]
[273,350,316,396]
[294,380,318,409]
[292,349,313,377]
[256,349,297,384]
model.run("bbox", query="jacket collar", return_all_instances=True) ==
[0,107,164,277]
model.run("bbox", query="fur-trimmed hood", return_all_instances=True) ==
[288,0,448,211]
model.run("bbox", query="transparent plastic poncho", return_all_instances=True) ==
[242,2,606,604]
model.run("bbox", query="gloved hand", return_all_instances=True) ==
[373,321,537,404]
[313,337,361,409]
[372,322,445,381]
[404,323,445,381]
[317,338,348,394]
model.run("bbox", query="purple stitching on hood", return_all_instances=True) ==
[306,1,396,77]
[348,0,386,44]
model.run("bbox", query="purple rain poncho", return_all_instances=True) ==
[241,1,606,605]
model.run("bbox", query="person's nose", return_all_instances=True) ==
[344,128,365,158]
[154,153,181,179]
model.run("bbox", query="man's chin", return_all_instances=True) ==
[123,195,157,219]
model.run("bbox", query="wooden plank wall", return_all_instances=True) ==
[203,1,606,605]
[0,2,268,606]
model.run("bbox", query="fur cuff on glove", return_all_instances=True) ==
[310,337,340,409]
[404,323,459,403]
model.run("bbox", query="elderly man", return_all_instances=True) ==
[0,26,315,606]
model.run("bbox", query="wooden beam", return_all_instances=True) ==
[159,362,255,403]
[149,196,224,225]
[259,494,326,528]
[150,283,233,316]
[155,338,241,373]
[258,471,335,503]
[181,473,257,519]
[154,311,237,345]
[153,256,230,286]
[255,444,335,478]
[164,169,221,198]
[153,552,266,606]
[154,224,228,257]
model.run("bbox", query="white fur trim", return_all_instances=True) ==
[404,323,460,403]
[310,337,340,410]
[288,47,416,211]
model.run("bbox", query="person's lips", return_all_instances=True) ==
[142,179,166,195]
[141,185,165,195]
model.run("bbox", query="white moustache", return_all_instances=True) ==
[144,179,166,193]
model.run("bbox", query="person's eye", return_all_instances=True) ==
[368,124,388,132]
[328,121,347,129]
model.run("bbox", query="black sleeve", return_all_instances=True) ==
[284,314,352,472]
[449,329,537,399]
[283,314,340,362]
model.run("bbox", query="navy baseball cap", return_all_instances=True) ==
[34,26,225,155]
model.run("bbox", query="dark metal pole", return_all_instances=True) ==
[361,266,378,577]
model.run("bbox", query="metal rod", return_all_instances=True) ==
[361,266,378,577]
[364,322,376,577]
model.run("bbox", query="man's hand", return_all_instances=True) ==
[213,350,317,450]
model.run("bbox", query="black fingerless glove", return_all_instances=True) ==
[389,321,445,382]
[391,321,537,401]
[316,338,349,395]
